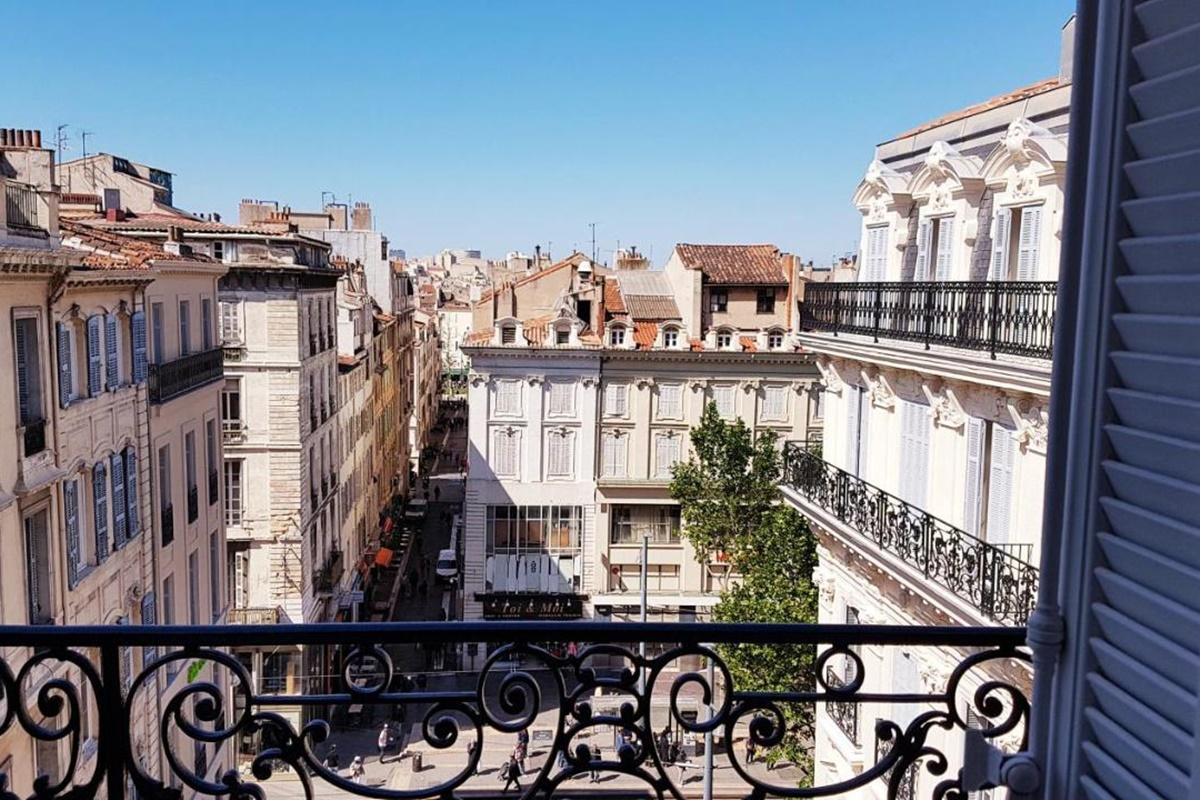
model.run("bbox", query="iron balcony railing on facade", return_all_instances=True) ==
[20,418,47,458]
[222,420,245,444]
[0,622,1029,800]
[4,181,41,231]
[783,445,1039,625]
[876,724,918,800]
[825,665,860,745]
[147,348,224,404]
[801,281,1057,360]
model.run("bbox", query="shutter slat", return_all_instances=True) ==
[1106,425,1200,482]
[1103,461,1200,528]
[1081,744,1159,800]
[1115,274,1200,314]
[1108,388,1200,440]
[1112,315,1200,357]
[1100,496,1200,573]
[1094,571,1200,660]
[1121,193,1200,236]
[1130,63,1200,119]
[1078,776,1123,800]
[1124,150,1200,199]
[1087,674,1193,771]
[1128,106,1200,159]
[1119,233,1200,275]
[1084,710,1188,798]
[1092,601,1200,694]
[1136,0,1200,39]
[1110,352,1200,401]
[1130,20,1200,80]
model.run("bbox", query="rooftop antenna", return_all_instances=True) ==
[54,124,70,189]
[588,222,597,263]
[80,130,96,190]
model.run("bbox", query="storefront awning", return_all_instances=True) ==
[374,548,394,567]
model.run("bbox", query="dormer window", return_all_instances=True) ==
[767,331,784,350]
[610,326,626,347]
[556,328,570,345]
[662,327,679,349]
[501,325,516,345]
[716,330,733,349]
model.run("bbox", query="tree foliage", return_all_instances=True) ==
[669,403,819,777]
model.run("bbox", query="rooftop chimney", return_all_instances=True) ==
[1060,15,1076,82]
[351,202,372,232]
[0,129,43,149]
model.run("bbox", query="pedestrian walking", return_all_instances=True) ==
[746,735,757,764]
[323,744,340,771]
[514,741,527,775]
[589,743,601,783]
[350,756,365,784]
[434,485,441,502]
[501,755,522,792]
[467,740,479,775]
[377,723,390,763]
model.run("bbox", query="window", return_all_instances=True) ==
[233,551,248,608]
[131,311,147,383]
[616,564,680,593]
[221,380,241,434]
[92,462,109,562]
[711,384,735,419]
[179,301,191,357]
[989,205,1045,281]
[111,451,127,550]
[767,331,785,350]
[609,326,626,346]
[14,314,45,438]
[124,447,139,537]
[184,431,197,523]
[762,385,788,421]
[56,320,75,407]
[601,431,627,478]
[161,575,175,626]
[158,445,173,547]
[151,303,165,364]
[861,225,888,282]
[898,398,931,507]
[914,216,955,281]
[548,381,575,417]
[220,301,241,345]
[491,428,520,477]
[654,432,681,478]
[603,382,628,417]
[984,422,1017,545]
[757,288,776,314]
[25,508,53,624]
[201,299,213,350]
[546,430,575,478]
[500,325,516,345]
[86,315,103,396]
[846,384,870,478]
[209,531,221,622]
[187,551,200,625]
[494,379,522,416]
[555,328,570,345]
[657,383,682,420]
[709,289,728,313]
[224,461,243,527]
[212,241,224,261]
[205,420,218,505]
[662,327,679,349]
[63,476,85,587]
[610,505,681,544]
[484,506,582,593]
[716,329,733,349]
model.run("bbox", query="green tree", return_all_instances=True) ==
[669,403,819,777]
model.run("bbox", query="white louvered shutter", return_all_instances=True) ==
[64,478,81,588]
[111,452,127,549]
[659,383,681,419]
[1050,5,1200,797]
[986,424,1015,546]
[105,314,119,389]
[93,462,109,561]
[963,417,985,536]
[131,311,147,383]
[125,448,139,536]
[845,386,861,475]
[1017,206,1043,281]
[935,218,955,281]
[865,225,887,281]
[856,389,870,481]
[989,208,1012,280]
[87,315,102,396]
[899,399,929,507]
[655,435,671,478]
[57,322,73,407]
[913,220,932,281]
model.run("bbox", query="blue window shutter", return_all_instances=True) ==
[86,315,102,396]
[131,311,147,384]
[111,452,127,549]
[57,322,72,407]
[64,479,81,588]
[105,314,119,389]
[93,462,109,561]
[125,448,139,537]
[15,319,30,422]
[141,591,157,667]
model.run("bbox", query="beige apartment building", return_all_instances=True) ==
[410,307,441,468]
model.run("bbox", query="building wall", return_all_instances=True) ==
[700,284,789,334]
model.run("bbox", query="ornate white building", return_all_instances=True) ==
[783,24,1073,798]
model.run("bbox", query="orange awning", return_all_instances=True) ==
[374,548,394,567]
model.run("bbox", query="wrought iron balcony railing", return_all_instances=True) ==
[801,281,1057,360]
[824,666,859,744]
[148,348,224,404]
[876,725,918,800]
[783,445,1039,625]
[221,420,245,444]
[0,622,1029,800]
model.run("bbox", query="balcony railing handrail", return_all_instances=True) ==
[147,347,224,404]
[802,280,1057,360]
[782,444,1039,625]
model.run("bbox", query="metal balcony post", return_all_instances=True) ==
[873,284,882,343]
[99,643,127,800]
[989,281,1000,360]
[923,285,933,350]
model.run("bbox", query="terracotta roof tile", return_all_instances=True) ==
[59,219,212,269]
[475,252,591,305]
[623,295,681,320]
[887,77,1063,142]
[603,278,626,314]
[633,322,659,349]
[464,329,493,345]
[739,336,758,353]
[674,244,787,286]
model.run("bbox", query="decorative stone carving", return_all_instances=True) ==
[930,183,953,212]
[468,372,489,388]
[1009,164,1039,200]
[1013,399,1049,454]
[815,358,844,395]
[866,370,897,409]
[741,379,762,394]
[527,375,544,386]
[924,380,966,430]
[688,379,709,393]
[919,663,951,694]
[636,377,655,390]
[867,195,888,223]
[581,376,598,388]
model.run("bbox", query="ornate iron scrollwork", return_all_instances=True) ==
[0,622,1030,800]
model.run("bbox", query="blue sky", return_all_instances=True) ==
[8,1,1074,265]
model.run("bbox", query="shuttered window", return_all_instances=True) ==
[86,315,102,396]
[985,423,1016,545]
[712,384,735,419]
[546,431,574,478]
[989,208,1012,280]
[201,299,213,350]
[494,380,522,416]
[655,434,681,478]
[57,322,73,406]
[658,383,682,419]
[1016,205,1043,280]
[125,448,139,537]
[548,381,575,416]
[898,398,930,508]
[934,217,955,280]
[131,311,147,383]
[963,417,986,536]
[913,220,932,281]
[762,385,788,421]
[64,477,82,588]
[140,591,157,667]
[179,301,191,357]
[105,314,119,389]
[601,432,627,479]
[845,384,870,478]
[604,382,628,417]
[863,225,888,281]
[219,301,241,344]
[92,462,109,562]
[1049,6,1200,796]
[111,452,127,550]
[492,430,520,477]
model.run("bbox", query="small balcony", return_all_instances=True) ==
[801,281,1057,360]
[0,622,1031,799]
[222,420,245,444]
[312,549,344,595]
[825,665,859,745]
[148,348,224,404]
[782,445,1039,625]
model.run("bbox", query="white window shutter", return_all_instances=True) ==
[989,208,1011,280]
[913,220,932,281]
[87,315,103,396]
[963,417,985,536]
[93,461,109,561]
[857,388,870,481]
[1017,205,1043,280]
[985,424,1015,545]
[125,448,139,536]
[655,435,670,477]
[57,322,73,407]
[935,218,955,281]
[660,383,681,418]
[105,314,119,389]
[1048,6,1200,795]
[64,479,80,588]
[845,386,860,474]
